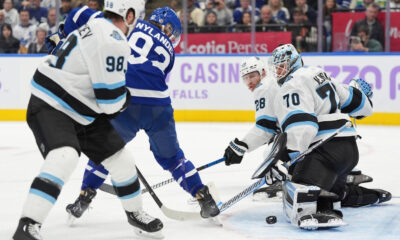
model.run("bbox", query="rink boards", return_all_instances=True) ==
[1,53,399,125]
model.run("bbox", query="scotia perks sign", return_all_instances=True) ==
[332,12,400,51]
[175,32,292,54]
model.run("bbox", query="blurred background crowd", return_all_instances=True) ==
[0,0,398,54]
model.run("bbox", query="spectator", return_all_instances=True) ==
[351,0,385,10]
[289,7,317,52]
[234,0,265,8]
[323,0,338,51]
[27,24,48,53]
[205,0,234,26]
[170,0,181,11]
[13,8,36,53]
[0,23,20,53]
[26,0,48,25]
[41,0,61,9]
[291,0,317,24]
[233,0,260,24]
[200,10,224,33]
[235,11,251,32]
[350,3,384,47]
[256,5,282,32]
[391,0,400,10]
[59,0,72,22]
[336,0,352,9]
[42,8,57,35]
[269,0,290,23]
[178,10,199,33]
[3,0,20,28]
[177,0,205,26]
[87,0,101,11]
[0,10,5,29]
[349,24,382,52]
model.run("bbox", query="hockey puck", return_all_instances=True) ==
[266,216,277,224]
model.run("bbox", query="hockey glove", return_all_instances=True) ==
[350,78,373,98]
[265,161,287,185]
[45,23,66,54]
[224,138,248,166]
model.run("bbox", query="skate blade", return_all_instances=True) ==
[66,213,77,227]
[208,215,223,227]
[133,228,164,239]
[299,218,347,230]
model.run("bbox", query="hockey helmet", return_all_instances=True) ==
[104,0,145,33]
[149,7,182,48]
[240,56,265,80]
[268,44,303,83]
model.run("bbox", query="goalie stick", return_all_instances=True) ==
[219,122,351,212]
[99,157,225,195]
[136,167,203,221]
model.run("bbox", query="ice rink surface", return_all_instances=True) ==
[1,122,399,240]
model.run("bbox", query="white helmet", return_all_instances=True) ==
[104,0,145,33]
[240,56,265,81]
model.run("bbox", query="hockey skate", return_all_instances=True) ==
[195,185,220,218]
[298,210,346,230]
[126,210,164,239]
[13,217,42,240]
[66,187,97,225]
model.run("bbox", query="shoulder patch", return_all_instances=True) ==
[110,30,123,40]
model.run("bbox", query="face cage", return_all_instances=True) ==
[271,58,290,81]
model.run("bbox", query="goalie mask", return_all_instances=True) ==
[268,44,303,84]
[149,7,182,48]
[240,56,266,92]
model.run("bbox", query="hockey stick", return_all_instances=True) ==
[99,157,225,195]
[284,121,352,168]
[219,122,352,213]
[136,167,202,221]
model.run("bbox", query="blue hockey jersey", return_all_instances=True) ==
[125,19,175,105]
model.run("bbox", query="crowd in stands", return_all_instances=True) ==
[0,0,398,54]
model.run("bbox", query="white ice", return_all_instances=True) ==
[0,122,399,240]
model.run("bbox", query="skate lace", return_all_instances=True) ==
[27,223,42,240]
[133,210,155,224]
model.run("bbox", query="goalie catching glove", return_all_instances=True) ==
[350,78,373,98]
[224,138,248,166]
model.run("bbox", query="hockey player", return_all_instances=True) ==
[268,43,375,229]
[224,48,390,230]
[54,6,220,221]
[12,1,164,240]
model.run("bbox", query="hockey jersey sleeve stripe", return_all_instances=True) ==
[256,116,277,134]
[93,81,126,90]
[340,87,364,113]
[281,111,318,132]
[316,119,355,136]
[96,92,127,104]
[94,87,126,101]
[32,70,98,121]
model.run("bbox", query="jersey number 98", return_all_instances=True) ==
[106,56,124,72]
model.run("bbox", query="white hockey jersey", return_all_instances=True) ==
[274,66,373,154]
[31,18,130,125]
[241,76,280,152]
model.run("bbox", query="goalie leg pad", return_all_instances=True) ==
[22,147,79,223]
[282,181,320,225]
[102,147,142,212]
[341,185,392,207]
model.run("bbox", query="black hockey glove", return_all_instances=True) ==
[224,138,248,166]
